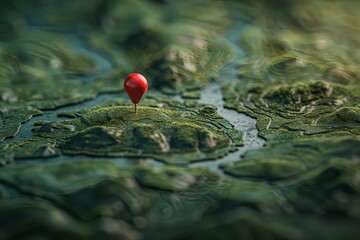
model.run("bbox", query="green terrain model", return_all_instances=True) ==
[0,0,359,239]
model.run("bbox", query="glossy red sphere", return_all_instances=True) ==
[124,73,148,104]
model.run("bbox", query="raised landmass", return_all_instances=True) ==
[0,97,243,164]
[0,0,232,141]
[218,1,360,238]
[0,0,360,239]
[221,0,360,174]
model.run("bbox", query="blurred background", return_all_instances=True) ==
[0,0,360,240]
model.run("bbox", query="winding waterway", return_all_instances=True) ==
[189,23,265,174]
[2,23,265,177]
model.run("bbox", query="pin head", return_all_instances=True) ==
[124,73,148,104]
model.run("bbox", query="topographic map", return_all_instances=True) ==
[0,0,359,239]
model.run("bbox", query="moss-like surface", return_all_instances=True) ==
[223,159,306,180]
[1,159,359,239]
[218,2,360,238]
[0,0,232,141]
[0,160,263,239]
[223,79,360,139]
[81,1,233,94]
[0,100,243,164]
[224,135,360,180]
[0,107,42,142]
[31,0,233,95]
[0,32,100,141]
[0,0,360,239]
[222,0,360,140]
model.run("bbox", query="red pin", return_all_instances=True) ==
[124,73,148,113]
